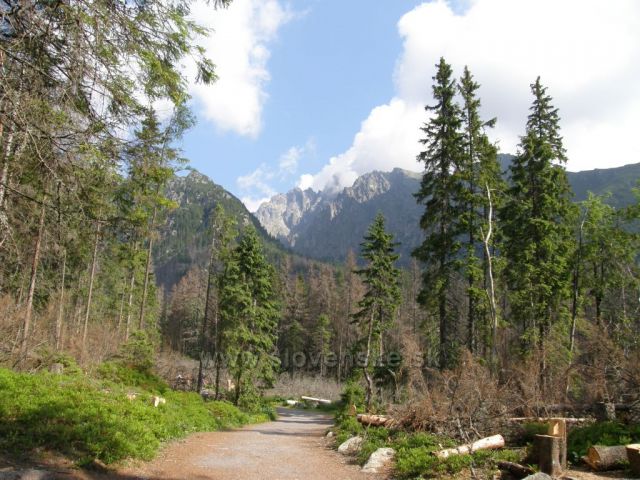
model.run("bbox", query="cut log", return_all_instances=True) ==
[584,445,627,471]
[497,461,534,479]
[356,414,393,427]
[534,434,562,477]
[434,434,505,459]
[626,444,640,475]
[300,396,331,405]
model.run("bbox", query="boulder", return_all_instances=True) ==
[523,474,552,480]
[361,447,395,473]
[337,436,363,455]
[326,431,334,438]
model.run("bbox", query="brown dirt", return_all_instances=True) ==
[115,407,382,480]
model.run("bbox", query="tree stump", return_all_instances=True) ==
[627,444,640,475]
[535,434,562,477]
[547,418,567,469]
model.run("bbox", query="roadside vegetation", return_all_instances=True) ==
[0,334,274,467]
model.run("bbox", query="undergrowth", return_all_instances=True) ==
[568,422,640,462]
[0,366,270,466]
[331,384,523,479]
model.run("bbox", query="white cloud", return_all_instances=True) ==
[300,99,424,195]
[187,0,293,137]
[241,195,274,213]
[238,139,315,211]
[301,0,640,192]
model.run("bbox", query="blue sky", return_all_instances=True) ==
[180,0,640,211]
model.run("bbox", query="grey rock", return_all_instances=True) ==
[523,473,552,480]
[361,447,395,473]
[337,436,363,455]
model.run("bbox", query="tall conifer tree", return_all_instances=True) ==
[353,213,401,410]
[499,78,574,381]
[413,57,466,369]
[219,226,279,405]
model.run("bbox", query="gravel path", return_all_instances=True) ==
[119,408,382,480]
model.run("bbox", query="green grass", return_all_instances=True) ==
[0,367,270,466]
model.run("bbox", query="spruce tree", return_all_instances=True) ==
[499,78,575,380]
[353,213,401,410]
[219,226,279,405]
[413,57,466,369]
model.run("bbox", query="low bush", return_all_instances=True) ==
[0,366,266,465]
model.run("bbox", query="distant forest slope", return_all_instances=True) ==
[153,170,287,291]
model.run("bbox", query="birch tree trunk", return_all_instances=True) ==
[19,201,46,363]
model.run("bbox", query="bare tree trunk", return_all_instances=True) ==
[482,184,499,370]
[82,222,101,355]
[55,249,66,350]
[566,214,585,398]
[19,201,46,363]
[198,226,218,392]
[363,310,375,410]
[125,271,135,341]
[138,206,157,330]
[116,278,126,336]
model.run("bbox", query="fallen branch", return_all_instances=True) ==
[434,434,505,459]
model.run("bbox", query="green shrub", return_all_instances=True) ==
[340,382,364,410]
[97,361,168,393]
[521,422,549,443]
[568,422,640,462]
[116,331,155,372]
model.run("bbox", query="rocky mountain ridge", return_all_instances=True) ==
[255,157,640,265]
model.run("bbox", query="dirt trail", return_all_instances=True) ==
[118,408,381,480]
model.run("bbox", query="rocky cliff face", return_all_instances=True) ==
[255,188,324,245]
[255,168,424,264]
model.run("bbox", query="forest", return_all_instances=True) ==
[1,0,639,478]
